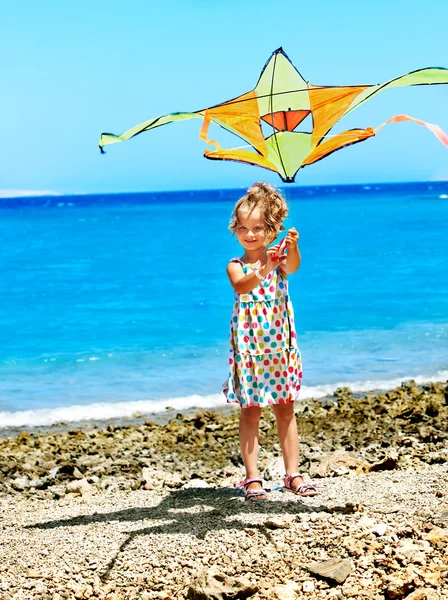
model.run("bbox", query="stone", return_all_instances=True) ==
[307,558,353,583]
[182,479,211,489]
[369,457,399,472]
[10,477,29,491]
[266,583,300,599]
[164,472,184,488]
[431,510,448,528]
[308,450,369,478]
[384,575,415,599]
[357,516,376,530]
[405,588,441,600]
[27,570,50,579]
[302,580,315,593]
[65,478,92,496]
[57,464,85,480]
[395,540,427,564]
[141,467,167,490]
[371,523,388,536]
[262,457,285,482]
[264,518,290,530]
[186,570,258,600]
[423,526,448,544]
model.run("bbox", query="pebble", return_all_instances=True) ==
[302,580,315,592]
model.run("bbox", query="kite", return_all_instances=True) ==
[99,48,448,182]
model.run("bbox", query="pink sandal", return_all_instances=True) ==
[283,473,318,497]
[234,477,268,501]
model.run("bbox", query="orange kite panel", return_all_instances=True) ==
[200,90,265,153]
[261,110,310,132]
[303,128,375,166]
[308,84,369,146]
[204,147,278,173]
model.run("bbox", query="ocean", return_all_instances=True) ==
[0,182,447,429]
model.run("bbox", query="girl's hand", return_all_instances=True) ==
[265,245,283,271]
[284,227,299,250]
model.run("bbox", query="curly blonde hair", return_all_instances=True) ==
[229,182,288,244]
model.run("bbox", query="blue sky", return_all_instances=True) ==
[1,0,448,194]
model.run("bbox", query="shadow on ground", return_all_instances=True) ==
[25,487,351,581]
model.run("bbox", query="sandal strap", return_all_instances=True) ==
[283,472,303,490]
[297,483,317,494]
[245,488,268,500]
[234,477,263,489]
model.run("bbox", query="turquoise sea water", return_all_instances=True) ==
[0,182,447,427]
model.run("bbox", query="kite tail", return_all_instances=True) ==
[375,114,448,147]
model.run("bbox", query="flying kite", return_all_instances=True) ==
[99,48,448,182]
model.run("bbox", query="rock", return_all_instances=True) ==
[268,583,300,599]
[141,467,167,490]
[10,477,30,491]
[27,570,49,579]
[371,523,388,536]
[58,464,85,480]
[48,467,60,479]
[262,457,285,482]
[65,478,92,496]
[405,589,440,600]
[342,537,365,557]
[182,479,211,489]
[17,432,31,444]
[264,518,290,530]
[369,457,399,472]
[384,574,415,599]
[357,516,376,530]
[164,472,184,488]
[187,569,258,600]
[431,510,448,528]
[308,450,369,478]
[395,540,427,564]
[423,526,448,543]
[307,558,353,583]
[302,580,315,593]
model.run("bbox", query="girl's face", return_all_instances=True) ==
[235,207,267,251]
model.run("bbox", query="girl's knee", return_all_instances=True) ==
[240,406,262,422]
[273,403,295,421]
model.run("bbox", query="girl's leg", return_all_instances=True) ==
[272,402,305,490]
[239,406,263,491]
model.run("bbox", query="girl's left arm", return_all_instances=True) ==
[279,227,301,274]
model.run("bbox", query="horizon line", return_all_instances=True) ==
[1,179,447,200]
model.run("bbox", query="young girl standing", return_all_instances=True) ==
[223,182,317,500]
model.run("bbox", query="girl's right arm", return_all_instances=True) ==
[226,251,279,294]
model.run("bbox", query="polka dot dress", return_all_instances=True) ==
[222,258,302,408]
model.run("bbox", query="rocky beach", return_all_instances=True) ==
[1,380,447,600]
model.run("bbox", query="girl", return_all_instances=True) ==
[223,182,317,500]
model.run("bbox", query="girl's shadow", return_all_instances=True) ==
[26,487,350,581]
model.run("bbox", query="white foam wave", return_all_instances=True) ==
[300,369,448,399]
[1,371,446,429]
[439,194,448,199]
[0,394,223,428]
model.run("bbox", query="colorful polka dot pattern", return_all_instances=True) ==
[223,258,302,408]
